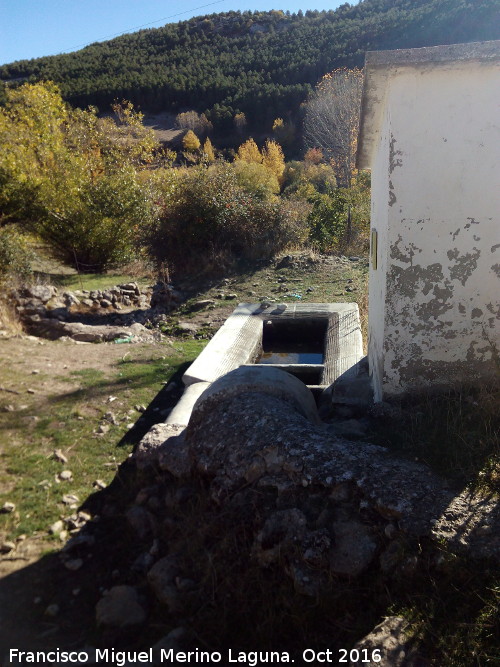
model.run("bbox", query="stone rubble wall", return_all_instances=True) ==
[8,281,183,342]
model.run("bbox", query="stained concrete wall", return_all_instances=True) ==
[358,43,500,400]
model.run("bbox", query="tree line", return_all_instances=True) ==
[0,81,370,280]
[1,0,498,138]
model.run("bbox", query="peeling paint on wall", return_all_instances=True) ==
[486,303,500,317]
[465,217,481,229]
[395,357,493,388]
[415,292,454,321]
[365,59,500,399]
[389,234,421,263]
[447,247,481,286]
[389,134,403,173]
[387,262,447,300]
[388,180,396,207]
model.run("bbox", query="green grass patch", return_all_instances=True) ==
[50,272,152,292]
[0,339,206,540]
[26,237,154,292]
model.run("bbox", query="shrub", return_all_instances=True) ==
[233,161,279,199]
[283,161,337,195]
[307,189,349,252]
[39,166,155,271]
[306,171,370,253]
[146,163,307,275]
[0,226,34,283]
[0,82,158,271]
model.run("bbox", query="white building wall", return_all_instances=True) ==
[368,106,391,402]
[369,61,500,398]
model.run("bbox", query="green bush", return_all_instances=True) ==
[35,166,153,271]
[233,161,280,199]
[0,82,158,271]
[302,171,371,253]
[283,161,337,196]
[0,226,34,283]
[147,162,307,275]
[307,189,349,252]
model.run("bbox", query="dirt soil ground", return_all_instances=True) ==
[0,337,177,654]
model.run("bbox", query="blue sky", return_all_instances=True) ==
[0,0,347,65]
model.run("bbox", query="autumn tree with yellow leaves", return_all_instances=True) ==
[235,138,285,190]
[235,138,262,164]
[234,112,247,135]
[272,117,296,153]
[182,129,201,152]
[262,140,285,186]
[0,81,158,270]
[201,137,216,163]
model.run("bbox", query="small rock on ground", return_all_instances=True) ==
[95,585,146,628]
[349,616,426,666]
[1,502,16,513]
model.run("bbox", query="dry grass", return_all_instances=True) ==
[371,381,500,493]
[357,287,369,354]
[116,257,157,281]
[0,296,23,337]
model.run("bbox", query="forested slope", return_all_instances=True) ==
[1,0,499,131]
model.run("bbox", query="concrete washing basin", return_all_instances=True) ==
[166,302,364,429]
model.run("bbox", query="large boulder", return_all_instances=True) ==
[180,367,500,559]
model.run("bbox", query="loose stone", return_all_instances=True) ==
[53,449,68,464]
[1,502,16,513]
[44,604,60,617]
[95,585,146,628]
[0,541,16,554]
[64,558,84,571]
[62,494,79,505]
[50,520,65,535]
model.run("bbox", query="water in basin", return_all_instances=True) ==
[257,351,324,364]
[256,318,327,365]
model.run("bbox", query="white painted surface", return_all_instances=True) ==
[368,105,391,401]
[182,303,263,386]
[165,382,211,426]
[360,47,500,398]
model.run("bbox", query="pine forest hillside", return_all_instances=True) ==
[1,0,499,136]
